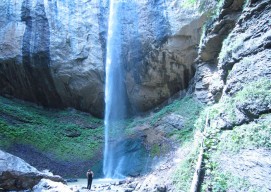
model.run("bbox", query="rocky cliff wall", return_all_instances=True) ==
[0,0,210,117]
[193,0,271,189]
[194,0,271,104]
[122,0,210,112]
[0,0,106,117]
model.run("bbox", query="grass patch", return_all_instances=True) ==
[152,96,204,127]
[181,0,197,8]
[235,78,271,104]
[218,115,271,153]
[172,141,199,191]
[0,96,104,161]
[196,78,271,191]
[202,168,266,192]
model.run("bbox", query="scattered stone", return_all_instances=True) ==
[156,185,167,192]
[119,180,126,185]
[124,188,134,192]
[64,129,81,138]
[66,178,78,183]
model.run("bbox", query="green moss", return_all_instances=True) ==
[150,97,205,143]
[150,143,160,157]
[197,78,271,191]
[150,99,182,126]
[202,165,269,192]
[0,96,104,161]
[182,0,197,8]
[235,78,271,104]
[217,115,271,153]
[152,96,204,126]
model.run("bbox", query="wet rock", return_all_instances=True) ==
[66,178,78,183]
[156,185,167,192]
[0,0,106,117]
[124,188,134,192]
[124,0,210,112]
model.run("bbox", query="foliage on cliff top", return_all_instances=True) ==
[0,96,104,161]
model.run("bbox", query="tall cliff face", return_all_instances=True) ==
[0,0,210,116]
[193,0,271,190]
[0,0,106,117]
[194,0,271,104]
[122,0,209,112]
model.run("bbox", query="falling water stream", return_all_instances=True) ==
[103,0,127,178]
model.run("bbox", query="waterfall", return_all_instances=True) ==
[103,0,127,178]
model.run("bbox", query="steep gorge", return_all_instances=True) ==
[0,0,271,191]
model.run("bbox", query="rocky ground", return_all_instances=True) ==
[67,147,190,192]
[0,143,191,192]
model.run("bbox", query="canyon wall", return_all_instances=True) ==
[194,0,271,104]
[0,0,210,116]
[0,0,106,117]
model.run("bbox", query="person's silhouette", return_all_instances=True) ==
[86,169,94,190]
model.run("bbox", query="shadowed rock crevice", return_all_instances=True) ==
[20,0,62,107]
[194,0,247,104]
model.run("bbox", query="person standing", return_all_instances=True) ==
[86,169,94,190]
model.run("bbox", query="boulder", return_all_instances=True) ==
[0,150,65,191]
[33,179,73,192]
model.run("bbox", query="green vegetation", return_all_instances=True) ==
[218,33,245,63]
[202,169,266,192]
[172,142,200,191]
[196,78,271,191]
[235,78,271,104]
[150,143,161,157]
[218,115,271,153]
[123,96,205,144]
[152,96,205,142]
[196,78,271,131]
[0,97,104,161]
[181,0,197,8]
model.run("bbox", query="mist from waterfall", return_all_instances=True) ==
[103,0,127,178]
